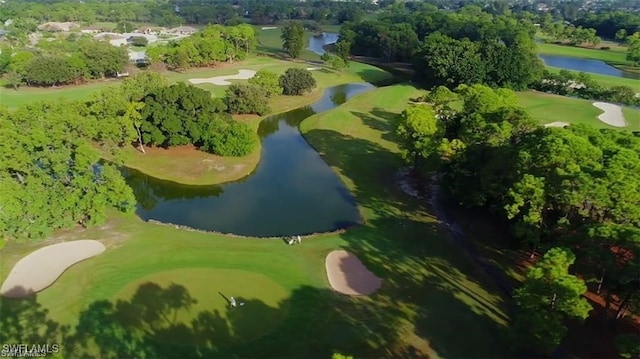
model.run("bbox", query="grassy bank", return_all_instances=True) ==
[120,59,393,186]
[545,66,640,88]
[1,84,509,358]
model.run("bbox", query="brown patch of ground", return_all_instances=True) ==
[121,144,259,185]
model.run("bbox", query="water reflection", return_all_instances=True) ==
[126,83,374,237]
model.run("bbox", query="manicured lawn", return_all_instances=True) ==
[1,80,123,109]
[545,66,640,88]
[253,25,327,62]
[537,42,640,74]
[1,84,510,359]
[517,91,640,131]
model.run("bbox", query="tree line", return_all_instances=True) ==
[146,24,257,71]
[0,36,128,88]
[335,5,639,103]
[0,0,377,29]
[395,84,640,357]
[337,4,544,90]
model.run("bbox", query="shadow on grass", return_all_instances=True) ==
[0,282,416,359]
[300,118,515,357]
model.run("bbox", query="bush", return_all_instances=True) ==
[23,56,76,86]
[600,46,611,50]
[616,334,640,359]
[224,83,271,115]
[279,68,317,95]
[128,36,149,47]
[201,119,258,157]
[248,69,282,97]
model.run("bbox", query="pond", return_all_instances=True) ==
[124,83,375,237]
[307,32,339,56]
[538,54,640,79]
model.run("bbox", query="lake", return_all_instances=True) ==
[125,83,375,237]
[538,54,640,79]
[307,32,339,56]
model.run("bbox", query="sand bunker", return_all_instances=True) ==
[592,102,627,127]
[261,26,277,30]
[325,250,381,296]
[1,240,106,298]
[544,121,570,128]
[306,67,321,71]
[189,69,257,86]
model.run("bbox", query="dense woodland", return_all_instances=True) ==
[336,4,640,105]
[396,84,640,356]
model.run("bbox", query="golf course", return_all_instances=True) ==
[0,75,512,358]
[2,15,639,359]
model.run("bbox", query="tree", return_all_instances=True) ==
[281,21,305,58]
[4,71,23,90]
[201,119,258,157]
[224,84,270,115]
[8,51,35,75]
[616,334,640,359]
[615,29,628,42]
[247,69,282,97]
[128,36,149,47]
[22,56,76,86]
[626,32,640,65]
[513,247,591,354]
[321,53,347,72]
[395,105,444,170]
[279,68,317,95]
[139,82,227,147]
[0,103,136,241]
[331,353,354,359]
[78,39,128,78]
[334,40,352,62]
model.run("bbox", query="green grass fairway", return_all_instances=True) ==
[1,84,510,358]
[517,91,640,131]
[253,25,326,62]
[537,42,640,74]
[545,66,640,88]
[115,268,290,346]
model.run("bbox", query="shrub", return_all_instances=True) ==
[224,83,271,115]
[248,69,282,97]
[600,46,611,50]
[201,119,258,157]
[279,68,317,95]
[128,36,149,47]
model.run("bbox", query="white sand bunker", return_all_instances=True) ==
[261,26,277,30]
[325,250,381,296]
[593,102,627,127]
[1,240,105,298]
[189,69,257,86]
[544,121,570,128]
[306,67,321,71]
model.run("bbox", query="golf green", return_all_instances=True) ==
[114,268,290,346]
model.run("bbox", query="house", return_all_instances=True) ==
[167,26,198,36]
[37,22,80,32]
